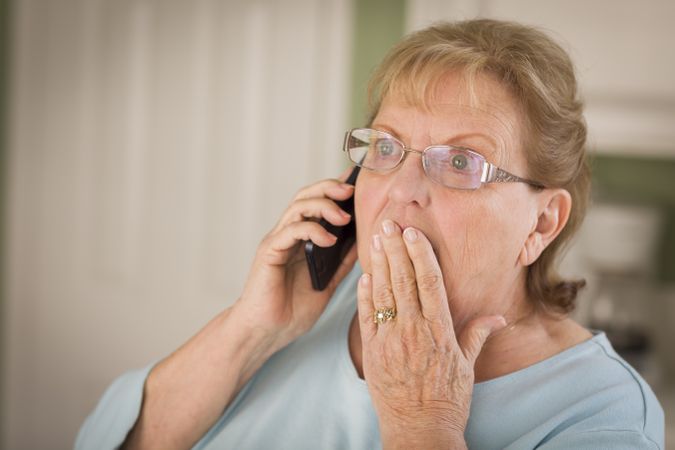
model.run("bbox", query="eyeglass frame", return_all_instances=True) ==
[343,128,546,191]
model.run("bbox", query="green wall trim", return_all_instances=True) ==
[591,154,675,283]
[349,0,406,128]
[592,154,675,207]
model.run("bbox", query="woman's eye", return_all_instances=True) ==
[375,139,396,156]
[451,154,469,170]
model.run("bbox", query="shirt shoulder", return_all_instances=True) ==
[75,363,156,450]
[468,333,664,450]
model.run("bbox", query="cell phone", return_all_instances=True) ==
[304,166,360,291]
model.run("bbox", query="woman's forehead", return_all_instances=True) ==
[376,98,515,128]
[382,71,520,124]
[374,98,521,166]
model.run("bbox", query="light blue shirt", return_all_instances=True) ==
[76,265,664,449]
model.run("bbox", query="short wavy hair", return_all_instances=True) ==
[366,19,589,314]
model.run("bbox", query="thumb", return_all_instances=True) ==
[458,315,507,364]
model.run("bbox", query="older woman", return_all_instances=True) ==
[77,19,664,450]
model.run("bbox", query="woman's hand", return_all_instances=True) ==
[357,219,505,449]
[233,169,359,351]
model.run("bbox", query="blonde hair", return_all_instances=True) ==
[367,19,589,314]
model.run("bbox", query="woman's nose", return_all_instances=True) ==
[387,151,430,207]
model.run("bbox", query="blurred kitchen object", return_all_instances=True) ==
[580,203,665,385]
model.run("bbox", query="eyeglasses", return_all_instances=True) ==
[343,128,545,191]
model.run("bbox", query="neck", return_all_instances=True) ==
[456,271,556,381]
[473,308,590,382]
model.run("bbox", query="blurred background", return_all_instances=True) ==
[0,0,673,448]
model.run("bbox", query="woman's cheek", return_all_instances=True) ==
[355,225,372,271]
[435,206,495,293]
[354,182,379,272]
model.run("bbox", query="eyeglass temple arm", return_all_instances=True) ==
[482,163,545,189]
[343,131,351,152]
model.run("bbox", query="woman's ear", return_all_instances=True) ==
[519,189,572,266]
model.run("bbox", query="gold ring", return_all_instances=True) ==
[373,307,397,325]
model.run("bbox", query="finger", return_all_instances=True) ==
[292,178,355,202]
[370,233,396,315]
[275,197,352,232]
[401,227,450,324]
[458,315,506,365]
[379,220,419,320]
[263,221,337,265]
[357,273,377,342]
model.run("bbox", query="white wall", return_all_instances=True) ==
[2,0,352,448]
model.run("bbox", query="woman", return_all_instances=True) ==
[77,19,664,449]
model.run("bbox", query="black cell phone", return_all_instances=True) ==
[304,166,360,291]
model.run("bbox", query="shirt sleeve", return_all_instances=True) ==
[537,429,662,450]
[74,364,155,450]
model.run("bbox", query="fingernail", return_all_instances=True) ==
[339,209,351,218]
[371,234,382,251]
[360,273,370,286]
[381,219,396,236]
[403,227,418,243]
[341,183,355,190]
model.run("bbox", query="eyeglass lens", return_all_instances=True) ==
[346,128,485,190]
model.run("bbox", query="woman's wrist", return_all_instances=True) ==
[380,423,467,450]
[225,303,295,376]
[378,412,468,450]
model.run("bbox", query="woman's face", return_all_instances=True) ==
[354,72,541,330]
